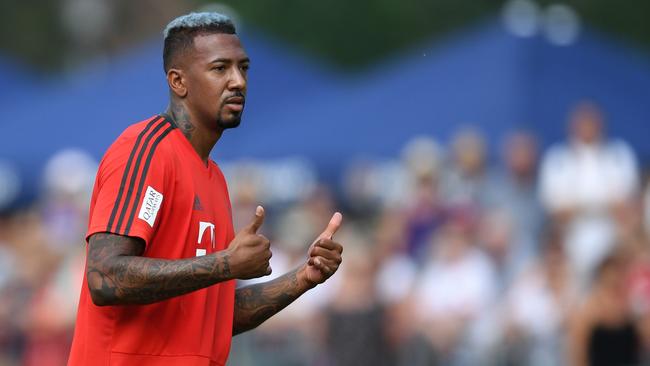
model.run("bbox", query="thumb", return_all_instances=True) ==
[318,212,343,240]
[245,205,265,233]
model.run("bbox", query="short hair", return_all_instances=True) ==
[163,12,237,72]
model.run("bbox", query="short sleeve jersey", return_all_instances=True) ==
[68,115,236,366]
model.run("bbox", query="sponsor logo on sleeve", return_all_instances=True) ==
[138,186,163,227]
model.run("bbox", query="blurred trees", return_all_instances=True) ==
[0,0,649,73]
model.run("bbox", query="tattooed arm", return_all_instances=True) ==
[233,268,311,335]
[87,207,272,306]
[233,213,344,335]
[86,233,234,306]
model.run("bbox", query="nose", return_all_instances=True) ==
[228,68,246,92]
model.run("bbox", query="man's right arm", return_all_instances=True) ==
[86,233,234,306]
[87,206,272,306]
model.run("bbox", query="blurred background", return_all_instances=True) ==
[1,0,650,365]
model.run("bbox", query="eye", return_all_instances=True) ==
[240,64,249,72]
[212,65,226,72]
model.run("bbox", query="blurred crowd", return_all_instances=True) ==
[1,100,650,366]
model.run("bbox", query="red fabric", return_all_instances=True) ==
[68,116,236,366]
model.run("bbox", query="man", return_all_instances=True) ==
[483,131,544,277]
[539,101,638,288]
[67,12,343,366]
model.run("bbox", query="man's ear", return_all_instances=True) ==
[167,68,187,98]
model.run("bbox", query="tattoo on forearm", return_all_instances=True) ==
[233,269,305,335]
[87,233,232,305]
[167,100,195,140]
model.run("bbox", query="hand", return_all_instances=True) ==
[298,212,343,287]
[226,206,272,279]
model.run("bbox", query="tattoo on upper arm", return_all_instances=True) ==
[86,233,232,305]
[233,270,302,335]
[86,233,144,304]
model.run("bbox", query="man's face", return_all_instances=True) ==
[505,134,537,177]
[569,103,603,145]
[185,33,249,130]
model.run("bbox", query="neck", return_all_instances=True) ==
[165,99,223,164]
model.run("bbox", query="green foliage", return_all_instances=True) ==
[0,0,648,72]
[212,0,500,69]
[0,0,67,71]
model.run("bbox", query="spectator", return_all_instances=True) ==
[0,212,24,366]
[373,208,419,357]
[398,137,447,260]
[503,224,577,366]
[442,127,489,209]
[22,248,85,366]
[403,172,447,262]
[324,243,394,366]
[485,131,544,268]
[374,208,417,306]
[540,101,639,287]
[568,251,642,366]
[478,209,518,290]
[409,215,497,365]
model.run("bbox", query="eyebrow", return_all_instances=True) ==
[209,57,250,64]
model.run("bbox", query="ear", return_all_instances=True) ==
[167,68,188,98]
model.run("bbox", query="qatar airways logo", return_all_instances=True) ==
[138,186,163,227]
[196,221,215,257]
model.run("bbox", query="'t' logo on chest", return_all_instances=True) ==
[197,221,216,256]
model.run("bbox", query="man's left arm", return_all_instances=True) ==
[233,213,343,335]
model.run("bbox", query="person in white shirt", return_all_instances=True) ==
[412,216,498,365]
[539,101,639,288]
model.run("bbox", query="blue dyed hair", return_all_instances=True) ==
[163,12,237,72]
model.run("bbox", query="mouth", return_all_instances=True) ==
[223,96,245,113]
[224,96,244,105]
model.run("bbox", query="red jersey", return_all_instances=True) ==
[68,115,236,366]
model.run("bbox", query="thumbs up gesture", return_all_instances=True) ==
[299,212,344,288]
[227,206,273,279]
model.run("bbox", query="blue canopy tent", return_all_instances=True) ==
[0,54,40,95]
[216,22,530,168]
[219,21,650,179]
[3,19,650,199]
[0,30,339,198]
[522,30,650,154]
[0,54,43,119]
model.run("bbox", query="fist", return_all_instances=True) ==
[227,206,272,279]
